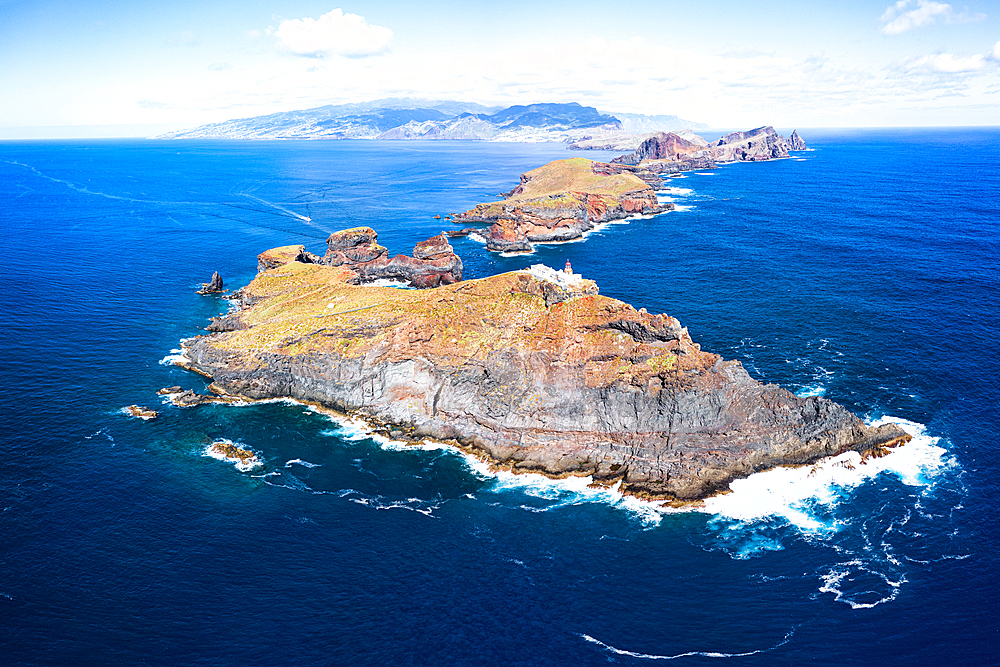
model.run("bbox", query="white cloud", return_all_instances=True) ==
[880,0,986,35]
[274,9,392,58]
[902,42,1000,73]
[905,52,986,72]
[881,0,952,34]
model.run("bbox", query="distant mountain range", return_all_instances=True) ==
[154,100,707,143]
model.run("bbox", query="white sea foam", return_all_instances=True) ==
[818,559,905,609]
[499,249,536,257]
[462,460,669,527]
[581,626,794,660]
[670,204,695,213]
[159,349,187,366]
[311,405,669,525]
[795,384,827,398]
[285,458,321,468]
[203,439,263,472]
[695,172,716,175]
[701,417,948,530]
[661,186,694,196]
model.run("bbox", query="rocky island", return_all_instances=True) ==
[451,157,672,253]
[451,127,806,254]
[173,229,908,501]
[610,126,806,171]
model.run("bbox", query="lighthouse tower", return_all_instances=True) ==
[564,260,573,275]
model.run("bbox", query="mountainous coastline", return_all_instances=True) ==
[155,100,706,143]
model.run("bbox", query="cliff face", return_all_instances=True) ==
[711,126,792,161]
[611,131,712,167]
[610,128,805,169]
[258,228,463,288]
[180,242,909,501]
[452,157,672,252]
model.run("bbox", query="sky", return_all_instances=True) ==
[0,0,997,137]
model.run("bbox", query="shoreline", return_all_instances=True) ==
[165,346,912,510]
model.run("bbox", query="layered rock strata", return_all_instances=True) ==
[452,157,672,253]
[176,244,909,501]
[710,126,800,162]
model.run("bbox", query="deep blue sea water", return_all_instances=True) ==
[1,130,998,665]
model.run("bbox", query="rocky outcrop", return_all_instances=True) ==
[176,244,910,501]
[157,386,242,407]
[197,271,225,294]
[611,131,711,166]
[321,228,463,287]
[255,229,463,288]
[611,127,805,168]
[258,246,321,273]
[452,158,673,253]
[788,130,807,151]
[569,129,709,152]
[711,126,790,161]
[125,405,158,420]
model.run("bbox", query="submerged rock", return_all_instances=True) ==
[125,405,158,420]
[157,386,241,407]
[207,440,262,470]
[176,236,910,501]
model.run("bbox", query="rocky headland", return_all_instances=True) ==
[610,127,806,173]
[451,157,672,253]
[709,126,803,162]
[174,236,909,502]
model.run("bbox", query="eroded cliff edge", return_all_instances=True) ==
[177,237,908,501]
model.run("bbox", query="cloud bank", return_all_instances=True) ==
[274,9,392,58]
[903,41,1000,73]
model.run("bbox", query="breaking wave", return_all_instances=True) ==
[698,417,964,608]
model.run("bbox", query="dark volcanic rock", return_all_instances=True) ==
[197,271,225,294]
[157,386,239,407]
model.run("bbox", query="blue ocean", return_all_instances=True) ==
[1,130,997,665]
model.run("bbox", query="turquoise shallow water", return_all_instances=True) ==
[0,131,997,665]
